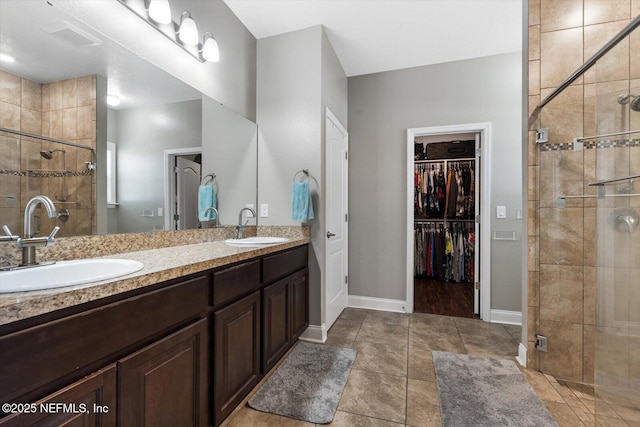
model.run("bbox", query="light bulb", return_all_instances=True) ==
[201,33,220,62]
[106,95,120,106]
[177,11,198,45]
[148,0,172,24]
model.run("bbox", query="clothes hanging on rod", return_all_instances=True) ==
[414,160,474,220]
[414,221,474,283]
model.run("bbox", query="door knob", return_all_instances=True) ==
[327,231,336,238]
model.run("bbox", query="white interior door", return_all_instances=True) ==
[325,108,348,330]
[474,133,481,315]
[176,156,201,230]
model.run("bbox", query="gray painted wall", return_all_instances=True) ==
[257,25,347,327]
[348,52,523,313]
[112,100,202,233]
[202,96,258,226]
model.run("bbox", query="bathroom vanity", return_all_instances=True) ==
[0,239,309,427]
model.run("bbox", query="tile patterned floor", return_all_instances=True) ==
[222,308,636,427]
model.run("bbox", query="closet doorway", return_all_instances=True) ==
[406,123,491,320]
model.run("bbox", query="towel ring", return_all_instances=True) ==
[293,169,309,182]
[201,173,216,186]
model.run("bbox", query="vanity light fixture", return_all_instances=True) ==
[106,95,121,106]
[177,11,198,45]
[146,0,171,24]
[201,32,220,62]
[117,0,218,63]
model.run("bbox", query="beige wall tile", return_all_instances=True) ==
[528,164,539,201]
[632,24,640,79]
[528,271,539,307]
[541,28,584,89]
[584,208,596,267]
[528,199,539,237]
[540,0,583,32]
[539,150,584,208]
[21,78,41,112]
[49,109,63,140]
[529,94,541,130]
[0,101,20,129]
[529,60,540,95]
[41,84,50,113]
[583,266,596,325]
[62,108,77,141]
[77,105,93,140]
[539,321,584,381]
[20,108,42,135]
[528,131,539,166]
[539,208,584,265]
[0,69,21,105]
[48,81,62,111]
[631,80,640,130]
[61,78,77,109]
[634,0,640,14]
[584,0,631,26]
[528,305,539,344]
[540,85,584,145]
[76,75,94,107]
[582,148,597,207]
[585,22,630,84]
[528,235,539,272]
[529,25,541,60]
[540,264,584,323]
[529,0,541,26]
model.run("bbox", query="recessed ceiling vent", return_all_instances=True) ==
[41,21,102,48]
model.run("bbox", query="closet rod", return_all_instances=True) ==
[415,157,475,164]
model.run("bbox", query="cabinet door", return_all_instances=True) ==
[0,365,116,427]
[262,278,290,373]
[213,291,261,427]
[118,318,208,427]
[290,268,309,342]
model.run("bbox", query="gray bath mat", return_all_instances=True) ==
[432,351,558,427]
[248,342,356,424]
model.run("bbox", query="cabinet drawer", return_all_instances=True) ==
[212,260,260,309]
[262,246,308,284]
[0,275,209,406]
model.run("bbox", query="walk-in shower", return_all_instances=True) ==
[529,8,640,425]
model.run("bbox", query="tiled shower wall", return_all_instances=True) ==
[528,0,640,383]
[0,70,96,237]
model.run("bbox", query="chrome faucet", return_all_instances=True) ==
[236,207,255,239]
[10,195,60,266]
[202,207,220,227]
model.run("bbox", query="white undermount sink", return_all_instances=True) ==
[0,259,144,293]
[224,236,290,247]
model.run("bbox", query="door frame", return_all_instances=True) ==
[323,107,349,332]
[163,147,202,231]
[406,123,492,320]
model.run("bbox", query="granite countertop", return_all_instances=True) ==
[0,237,309,327]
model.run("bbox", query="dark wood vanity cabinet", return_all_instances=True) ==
[0,365,117,427]
[0,243,309,427]
[213,291,261,426]
[118,318,208,427]
[262,267,309,372]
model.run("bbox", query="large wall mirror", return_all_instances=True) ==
[0,0,257,236]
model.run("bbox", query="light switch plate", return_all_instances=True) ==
[496,205,507,219]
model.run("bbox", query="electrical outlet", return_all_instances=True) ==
[496,205,506,219]
[260,204,269,218]
[245,204,254,218]
[535,334,548,352]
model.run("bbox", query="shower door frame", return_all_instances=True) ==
[406,122,492,321]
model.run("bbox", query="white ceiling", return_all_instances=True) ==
[224,0,523,77]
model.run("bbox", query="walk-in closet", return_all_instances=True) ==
[413,134,479,318]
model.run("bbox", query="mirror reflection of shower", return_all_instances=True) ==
[617,94,640,111]
[39,149,68,202]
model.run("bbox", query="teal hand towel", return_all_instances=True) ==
[291,181,314,222]
[198,185,217,221]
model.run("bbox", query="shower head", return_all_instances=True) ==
[618,93,640,111]
[39,149,66,160]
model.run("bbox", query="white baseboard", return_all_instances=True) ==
[298,324,326,343]
[347,295,407,313]
[490,309,522,325]
[516,342,527,368]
